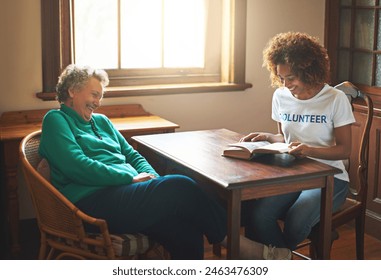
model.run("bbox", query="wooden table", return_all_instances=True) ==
[0,104,179,257]
[132,128,342,259]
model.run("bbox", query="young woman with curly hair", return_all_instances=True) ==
[240,32,355,250]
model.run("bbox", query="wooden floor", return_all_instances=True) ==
[4,219,381,260]
[204,224,381,260]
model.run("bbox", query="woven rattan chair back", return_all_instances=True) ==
[20,130,160,259]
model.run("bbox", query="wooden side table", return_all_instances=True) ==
[0,104,179,257]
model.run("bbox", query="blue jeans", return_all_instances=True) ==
[75,174,227,259]
[243,178,348,250]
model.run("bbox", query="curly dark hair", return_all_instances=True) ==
[263,32,330,88]
[56,64,109,103]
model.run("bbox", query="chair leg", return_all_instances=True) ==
[38,235,48,259]
[38,244,47,260]
[309,230,338,260]
[213,243,222,257]
[355,217,365,260]
[46,247,56,260]
[309,242,318,260]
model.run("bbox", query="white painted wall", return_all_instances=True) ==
[0,0,326,219]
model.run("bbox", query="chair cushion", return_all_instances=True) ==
[49,232,154,258]
[37,158,51,182]
[95,232,154,257]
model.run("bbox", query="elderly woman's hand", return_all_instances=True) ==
[132,172,156,183]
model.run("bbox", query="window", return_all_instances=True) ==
[38,0,251,100]
[74,0,208,69]
[327,0,381,88]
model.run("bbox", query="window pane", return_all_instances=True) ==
[121,0,162,68]
[339,9,351,48]
[74,0,118,69]
[338,50,350,81]
[354,9,375,50]
[377,12,381,50]
[353,52,373,85]
[120,0,206,69]
[356,0,375,6]
[375,55,381,86]
[164,0,206,68]
[340,0,352,5]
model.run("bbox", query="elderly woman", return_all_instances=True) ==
[241,32,355,250]
[39,64,291,260]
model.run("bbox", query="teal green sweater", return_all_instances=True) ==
[39,104,159,203]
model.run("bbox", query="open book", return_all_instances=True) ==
[222,141,291,160]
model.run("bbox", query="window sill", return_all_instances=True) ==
[36,82,253,101]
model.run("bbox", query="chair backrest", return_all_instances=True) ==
[334,82,374,204]
[19,130,114,259]
[19,130,87,238]
[294,82,374,260]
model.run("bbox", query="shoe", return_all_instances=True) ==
[263,245,291,260]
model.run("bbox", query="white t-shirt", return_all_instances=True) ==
[272,84,356,181]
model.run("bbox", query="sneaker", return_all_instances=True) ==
[263,245,291,260]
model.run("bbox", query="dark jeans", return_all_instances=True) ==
[75,174,227,259]
[243,178,349,250]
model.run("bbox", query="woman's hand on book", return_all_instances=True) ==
[288,142,311,158]
[240,132,269,142]
[241,132,286,144]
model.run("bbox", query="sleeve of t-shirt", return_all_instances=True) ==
[271,88,282,122]
[332,91,356,128]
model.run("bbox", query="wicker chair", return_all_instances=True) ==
[20,130,165,260]
[293,81,374,259]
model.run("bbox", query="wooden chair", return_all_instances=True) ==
[19,130,165,260]
[293,81,374,260]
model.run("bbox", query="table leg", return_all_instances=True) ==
[2,141,21,257]
[318,175,334,259]
[226,189,241,259]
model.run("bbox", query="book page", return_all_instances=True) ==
[228,141,271,153]
[254,142,291,154]
[228,141,290,154]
